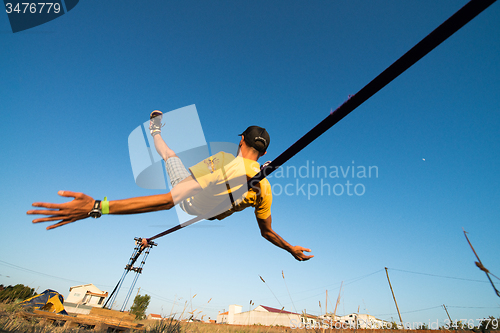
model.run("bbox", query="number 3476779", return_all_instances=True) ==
[5,3,61,14]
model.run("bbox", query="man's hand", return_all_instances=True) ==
[27,191,94,230]
[290,245,314,261]
[257,215,314,261]
[140,238,149,250]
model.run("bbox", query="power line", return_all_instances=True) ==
[0,259,113,289]
[275,268,385,299]
[0,259,88,285]
[375,304,500,318]
[140,288,224,312]
[139,288,177,304]
[447,305,500,309]
[374,305,443,317]
[343,269,385,287]
[387,267,489,284]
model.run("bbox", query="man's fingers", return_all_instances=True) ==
[46,220,74,230]
[31,191,85,209]
[30,202,63,209]
[27,208,62,216]
[29,191,86,213]
[29,191,91,230]
[297,254,314,261]
[57,190,82,198]
[31,216,65,223]
[292,246,314,261]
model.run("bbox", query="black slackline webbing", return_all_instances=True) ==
[148,0,497,242]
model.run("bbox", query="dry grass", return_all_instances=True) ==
[2,305,500,333]
[0,303,99,333]
[179,321,296,333]
[0,303,71,333]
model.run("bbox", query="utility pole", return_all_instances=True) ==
[324,290,328,333]
[325,290,328,315]
[443,304,453,323]
[385,267,403,327]
[333,281,343,318]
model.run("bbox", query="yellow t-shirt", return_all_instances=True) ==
[187,152,272,220]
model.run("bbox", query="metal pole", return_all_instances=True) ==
[443,304,453,323]
[325,290,328,315]
[385,267,403,327]
[324,291,327,332]
[333,281,343,317]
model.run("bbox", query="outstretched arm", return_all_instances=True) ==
[27,176,202,230]
[257,215,313,261]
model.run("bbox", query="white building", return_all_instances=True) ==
[335,313,392,329]
[63,284,108,315]
[299,313,321,328]
[217,310,228,323]
[147,314,163,321]
[217,304,310,327]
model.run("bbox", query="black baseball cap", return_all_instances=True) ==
[239,126,270,153]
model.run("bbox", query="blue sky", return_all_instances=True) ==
[1,0,499,325]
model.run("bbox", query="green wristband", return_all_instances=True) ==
[102,197,109,215]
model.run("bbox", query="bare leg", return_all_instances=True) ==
[153,133,192,190]
[150,112,191,192]
[153,134,177,161]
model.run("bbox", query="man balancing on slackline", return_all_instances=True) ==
[27,110,313,261]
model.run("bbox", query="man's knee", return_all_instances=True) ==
[164,154,178,161]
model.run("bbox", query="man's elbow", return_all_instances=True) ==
[163,201,175,210]
[260,229,272,240]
